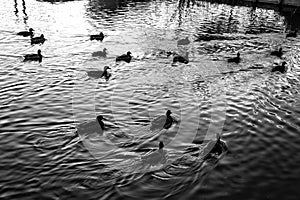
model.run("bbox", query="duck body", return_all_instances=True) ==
[227,52,241,63]
[173,52,189,64]
[270,47,283,58]
[116,51,132,63]
[31,34,46,45]
[92,48,107,57]
[177,37,190,45]
[90,32,104,41]
[24,50,42,62]
[17,28,34,37]
[271,62,287,73]
[286,30,298,38]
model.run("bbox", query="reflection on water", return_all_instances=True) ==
[0,0,300,200]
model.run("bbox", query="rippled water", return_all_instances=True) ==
[1,0,300,199]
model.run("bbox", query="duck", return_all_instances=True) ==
[24,49,42,62]
[87,66,111,80]
[90,32,104,41]
[96,115,105,130]
[31,34,46,45]
[177,36,190,45]
[227,52,241,63]
[116,51,132,63]
[271,61,287,73]
[286,29,298,38]
[270,47,283,58]
[150,110,177,131]
[92,48,107,57]
[173,52,189,64]
[17,28,34,37]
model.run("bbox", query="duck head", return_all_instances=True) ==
[37,49,42,55]
[103,48,107,52]
[40,34,44,38]
[97,115,104,122]
[127,51,132,56]
[29,28,34,32]
[159,141,164,149]
[237,52,240,58]
[279,47,283,52]
[166,110,172,117]
[282,61,287,66]
[103,66,111,71]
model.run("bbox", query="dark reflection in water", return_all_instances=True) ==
[14,0,28,24]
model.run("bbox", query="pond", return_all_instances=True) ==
[0,0,299,199]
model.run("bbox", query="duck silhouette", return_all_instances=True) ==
[150,110,177,131]
[92,48,107,57]
[173,52,189,64]
[286,29,298,38]
[17,28,34,37]
[271,61,287,73]
[31,34,46,45]
[24,49,42,62]
[90,32,104,41]
[116,51,132,63]
[270,47,283,58]
[87,66,111,80]
[227,52,241,63]
[177,37,190,45]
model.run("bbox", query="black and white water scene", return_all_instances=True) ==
[1,0,300,199]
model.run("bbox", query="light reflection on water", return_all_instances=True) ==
[0,0,300,200]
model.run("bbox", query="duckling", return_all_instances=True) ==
[17,28,34,37]
[177,36,190,45]
[100,66,111,80]
[270,47,283,58]
[31,34,46,45]
[96,115,105,130]
[90,32,104,41]
[227,52,241,64]
[92,48,107,57]
[286,29,298,38]
[271,61,287,73]
[24,49,42,62]
[116,51,132,63]
[173,52,189,64]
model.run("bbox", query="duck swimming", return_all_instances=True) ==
[92,48,107,57]
[116,51,132,63]
[271,61,287,73]
[17,28,34,37]
[173,52,189,64]
[227,52,241,63]
[90,32,104,41]
[270,47,283,58]
[31,34,46,45]
[24,49,42,62]
[286,29,298,38]
[177,36,190,46]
